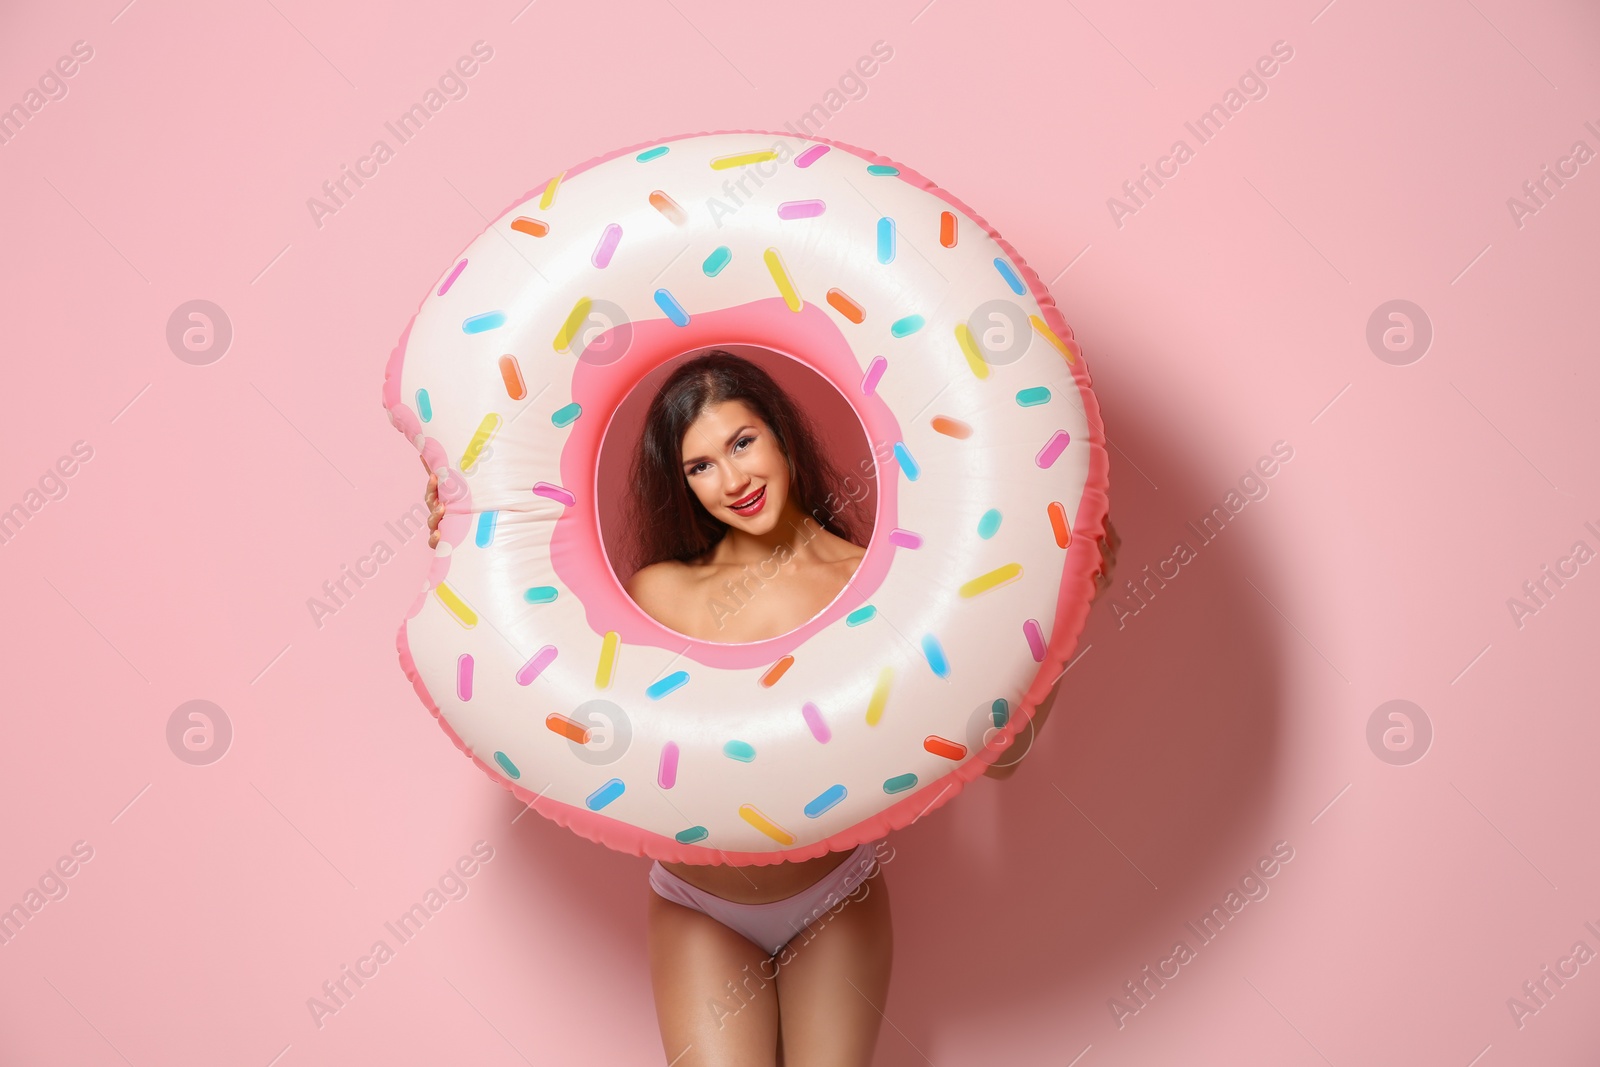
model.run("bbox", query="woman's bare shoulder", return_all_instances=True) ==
[624,560,703,617]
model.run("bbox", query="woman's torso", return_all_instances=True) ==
[643,530,866,900]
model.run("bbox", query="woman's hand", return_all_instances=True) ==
[421,454,444,549]
[1090,516,1121,600]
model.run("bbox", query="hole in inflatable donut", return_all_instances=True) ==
[597,345,878,645]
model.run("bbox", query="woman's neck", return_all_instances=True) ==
[712,498,837,567]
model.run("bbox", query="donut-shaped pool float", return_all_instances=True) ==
[383,129,1109,865]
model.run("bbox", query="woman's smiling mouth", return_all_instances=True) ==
[729,486,766,515]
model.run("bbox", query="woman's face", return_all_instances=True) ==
[680,399,791,533]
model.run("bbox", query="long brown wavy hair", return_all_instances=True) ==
[624,350,864,571]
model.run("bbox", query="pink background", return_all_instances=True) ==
[2,0,1597,1064]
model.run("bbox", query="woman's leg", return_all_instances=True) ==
[773,867,894,1067]
[648,890,782,1066]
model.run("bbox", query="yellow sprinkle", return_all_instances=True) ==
[954,322,990,380]
[865,666,893,726]
[595,630,619,689]
[764,248,802,312]
[711,151,779,170]
[1030,314,1075,364]
[460,413,502,473]
[553,296,593,352]
[959,562,1023,598]
[540,171,563,210]
[739,803,795,845]
[435,582,478,628]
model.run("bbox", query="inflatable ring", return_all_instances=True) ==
[383,129,1109,865]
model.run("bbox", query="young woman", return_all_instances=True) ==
[424,351,1119,1065]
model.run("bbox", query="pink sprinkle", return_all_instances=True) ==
[1022,619,1045,662]
[888,528,922,549]
[794,144,830,168]
[438,259,468,295]
[592,223,622,268]
[457,653,474,699]
[862,355,887,395]
[533,482,576,506]
[1035,429,1070,468]
[516,644,558,686]
[802,701,831,743]
[658,741,680,788]
[777,199,826,219]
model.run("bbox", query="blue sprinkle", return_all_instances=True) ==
[474,511,497,548]
[978,509,1002,539]
[993,257,1026,295]
[523,586,558,604]
[416,388,432,422]
[703,246,732,276]
[867,164,899,176]
[893,441,919,481]
[646,670,690,700]
[723,740,756,762]
[654,288,689,326]
[890,314,924,338]
[804,785,847,818]
[636,146,670,162]
[492,751,520,779]
[1016,387,1052,407]
[675,826,709,843]
[586,778,625,810]
[463,311,506,333]
[921,633,949,678]
[551,402,582,427]
[877,217,895,264]
[846,605,877,626]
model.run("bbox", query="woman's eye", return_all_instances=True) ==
[734,436,754,451]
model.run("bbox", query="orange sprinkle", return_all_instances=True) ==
[924,735,966,760]
[649,190,687,226]
[546,713,591,744]
[498,355,526,400]
[939,211,957,247]
[825,288,865,324]
[511,217,548,237]
[759,655,795,688]
[1048,501,1071,548]
[930,415,972,439]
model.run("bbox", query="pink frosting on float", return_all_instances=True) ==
[381,127,1110,866]
[548,297,902,669]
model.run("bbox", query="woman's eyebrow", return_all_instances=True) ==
[682,425,756,467]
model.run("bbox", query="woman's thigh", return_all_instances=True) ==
[648,890,782,1066]
[773,868,894,1067]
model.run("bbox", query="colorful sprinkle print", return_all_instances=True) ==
[794,144,829,167]
[862,355,887,394]
[438,259,467,295]
[804,785,847,818]
[592,223,622,267]
[826,287,865,323]
[398,134,1101,857]
[703,245,732,276]
[646,670,689,700]
[658,742,680,788]
[463,310,505,334]
[778,199,826,219]
[654,287,689,326]
[517,645,558,685]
